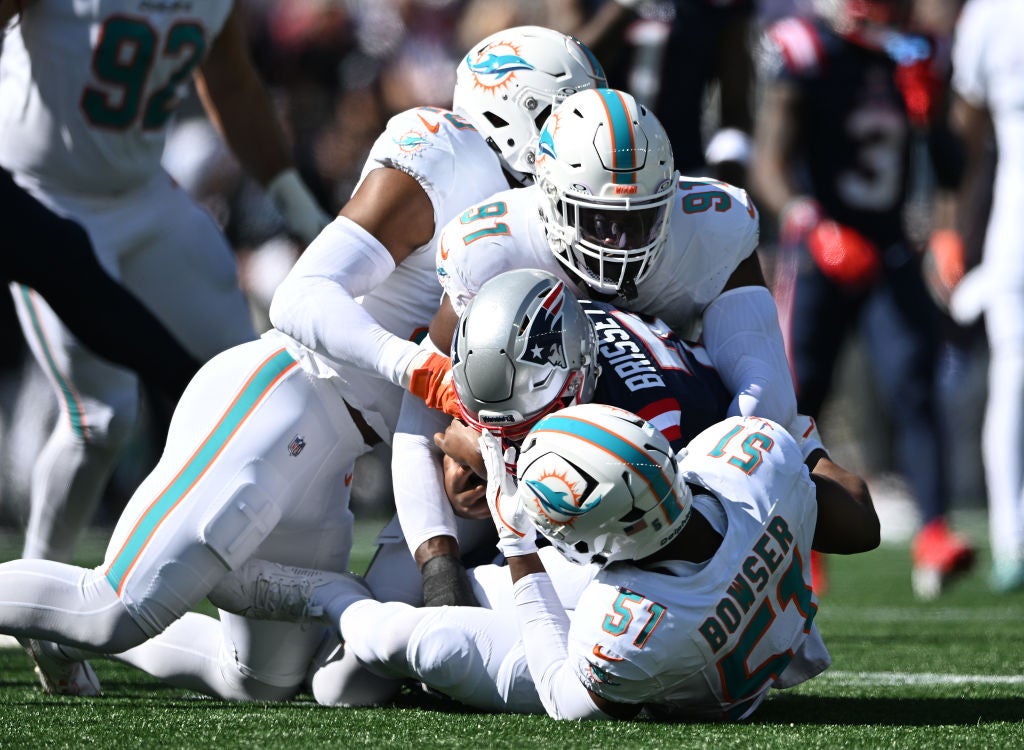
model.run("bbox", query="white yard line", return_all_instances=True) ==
[823,671,1024,686]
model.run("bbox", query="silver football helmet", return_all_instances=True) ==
[517,403,693,567]
[452,26,607,186]
[535,88,677,296]
[452,268,600,442]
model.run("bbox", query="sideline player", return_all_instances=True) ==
[0,26,608,700]
[1,1,328,568]
[750,0,974,597]
[395,87,799,598]
[949,0,1024,592]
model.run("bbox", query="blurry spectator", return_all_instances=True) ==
[573,0,758,187]
[750,0,974,599]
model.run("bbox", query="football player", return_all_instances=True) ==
[0,26,607,701]
[949,0,1024,593]
[0,1,327,570]
[393,87,799,602]
[750,0,974,598]
[335,400,878,719]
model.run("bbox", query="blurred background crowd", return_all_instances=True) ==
[0,0,988,573]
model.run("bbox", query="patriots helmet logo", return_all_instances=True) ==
[520,281,568,368]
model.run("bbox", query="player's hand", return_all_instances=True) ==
[807,220,882,290]
[435,419,487,478]
[441,454,488,519]
[480,431,537,557]
[779,195,823,247]
[923,229,966,311]
[408,352,460,417]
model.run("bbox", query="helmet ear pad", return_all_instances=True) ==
[451,26,607,183]
[517,403,693,567]
[535,88,677,296]
[452,269,599,441]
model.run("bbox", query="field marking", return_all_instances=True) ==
[824,670,1024,686]
[821,606,1022,623]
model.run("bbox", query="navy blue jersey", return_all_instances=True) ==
[582,300,732,452]
[763,16,919,248]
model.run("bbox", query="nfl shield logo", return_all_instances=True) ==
[288,435,306,457]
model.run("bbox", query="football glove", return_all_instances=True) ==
[407,352,461,417]
[481,431,537,557]
[922,229,966,311]
[807,220,882,290]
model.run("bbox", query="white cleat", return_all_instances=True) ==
[209,558,372,625]
[21,638,102,697]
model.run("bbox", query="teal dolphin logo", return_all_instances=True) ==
[525,477,597,517]
[467,52,535,81]
[537,126,557,159]
[394,132,428,151]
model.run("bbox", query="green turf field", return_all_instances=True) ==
[1,512,1021,749]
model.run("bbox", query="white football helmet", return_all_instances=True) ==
[452,268,600,442]
[517,403,692,567]
[536,88,677,297]
[452,26,607,185]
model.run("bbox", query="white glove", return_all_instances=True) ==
[266,168,332,246]
[480,431,538,557]
[789,414,829,462]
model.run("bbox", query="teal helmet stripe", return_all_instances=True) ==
[532,413,675,510]
[104,348,298,592]
[572,38,607,85]
[595,88,636,184]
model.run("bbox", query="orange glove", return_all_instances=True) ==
[408,352,461,417]
[923,229,965,310]
[807,221,882,290]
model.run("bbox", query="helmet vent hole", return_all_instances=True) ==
[533,105,552,129]
[484,112,509,128]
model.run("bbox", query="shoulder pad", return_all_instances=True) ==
[766,17,825,75]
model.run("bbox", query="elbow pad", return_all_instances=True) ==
[703,286,797,427]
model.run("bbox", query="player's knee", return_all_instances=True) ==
[310,647,402,707]
[217,662,301,702]
[409,624,477,692]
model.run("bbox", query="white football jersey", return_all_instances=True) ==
[437,177,759,339]
[0,0,234,194]
[952,0,1024,284]
[566,417,827,720]
[306,106,508,439]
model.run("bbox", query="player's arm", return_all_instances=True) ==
[195,3,329,244]
[789,414,878,554]
[269,165,437,387]
[749,77,804,219]
[481,436,637,720]
[702,252,798,428]
[810,456,879,554]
